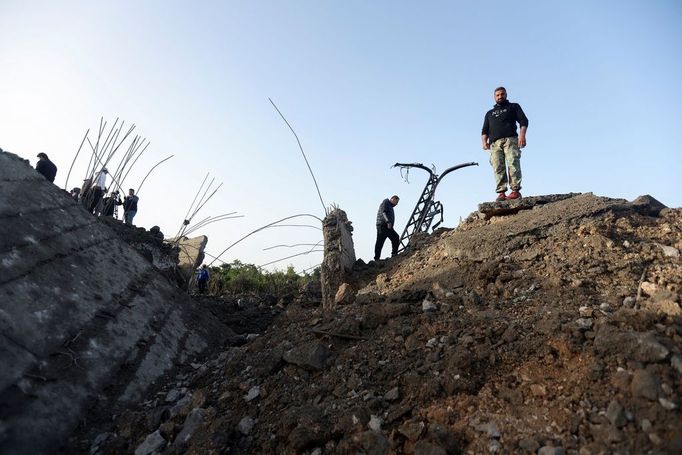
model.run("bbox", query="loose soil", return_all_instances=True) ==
[81,193,682,454]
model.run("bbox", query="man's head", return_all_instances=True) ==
[389,195,400,206]
[494,87,507,104]
[37,153,48,160]
[128,189,135,196]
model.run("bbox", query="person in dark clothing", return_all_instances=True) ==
[123,188,139,225]
[481,86,529,201]
[196,265,209,294]
[101,191,122,217]
[87,168,108,214]
[35,153,57,182]
[374,195,400,261]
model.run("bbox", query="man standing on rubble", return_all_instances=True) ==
[374,195,400,261]
[89,168,108,213]
[481,86,529,201]
[35,153,57,183]
[122,188,139,225]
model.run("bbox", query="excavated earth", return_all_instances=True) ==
[87,193,680,454]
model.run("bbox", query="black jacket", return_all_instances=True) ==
[376,199,395,226]
[481,100,529,144]
[36,159,57,182]
[123,195,139,212]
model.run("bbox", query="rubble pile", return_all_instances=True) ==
[80,192,681,454]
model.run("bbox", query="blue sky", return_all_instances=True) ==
[1,1,680,272]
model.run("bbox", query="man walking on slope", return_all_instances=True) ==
[374,195,400,261]
[481,86,529,201]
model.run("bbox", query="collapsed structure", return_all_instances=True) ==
[0,151,233,453]
[1,146,680,454]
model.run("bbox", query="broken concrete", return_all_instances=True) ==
[320,208,356,308]
[477,192,582,219]
[175,235,208,287]
[0,150,233,453]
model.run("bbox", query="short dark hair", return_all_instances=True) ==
[37,153,48,159]
[494,86,506,93]
[129,188,135,194]
[391,195,400,200]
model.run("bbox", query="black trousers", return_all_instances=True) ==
[374,224,399,260]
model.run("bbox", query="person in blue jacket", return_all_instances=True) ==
[196,265,210,294]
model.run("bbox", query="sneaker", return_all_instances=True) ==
[507,191,522,200]
[496,192,507,201]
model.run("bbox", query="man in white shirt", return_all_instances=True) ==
[88,168,108,214]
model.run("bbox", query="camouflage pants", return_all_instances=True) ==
[489,136,522,193]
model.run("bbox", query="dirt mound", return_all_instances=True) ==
[89,193,681,454]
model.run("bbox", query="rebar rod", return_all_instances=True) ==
[136,154,174,195]
[64,128,90,191]
[263,241,323,251]
[258,249,323,268]
[208,213,323,266]
[269,98,326,214]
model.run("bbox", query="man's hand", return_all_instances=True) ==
[518,136,526,148]
[482,143,490,150]
[387,223,393,229]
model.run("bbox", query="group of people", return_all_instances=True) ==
[34,86,528,263]
[374,86,529,260]
[34,154,140,225]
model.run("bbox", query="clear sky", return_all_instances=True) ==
[1,1,680,272]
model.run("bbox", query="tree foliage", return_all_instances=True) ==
[206,260,319,298]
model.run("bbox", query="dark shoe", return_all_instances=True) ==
[496,192,507,201]
[507,191,522,200]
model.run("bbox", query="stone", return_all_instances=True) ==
[576,318,593,330]
[640,282,659,296]
[368,414,382,432]
[426,337,438,348]
[173,407,206,447]
[398,419,425,442]
[672,355,682,374]
[530,384,547,397]
[657,244,679,258]
[134,430,166,455]
[658,397,677,410]
[283,341,335,370]
[579,306,593,317]
[244,386,260,402]
[165,388,182,403]
[474,421,501,439]
[518,438,539,452]
[422,298,438,312]
[334,283,356,305]
[238,416,255,435]
[538,446,565,455]
[640,419,652,432]
[606,400,626,427]
[622,296,636,308]
[384,387,400,401]
[630,369,658,400]
[488,439,502,453]
[633,335,669,363]
[649,433,663,445]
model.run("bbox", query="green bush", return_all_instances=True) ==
[206,260,319,298]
